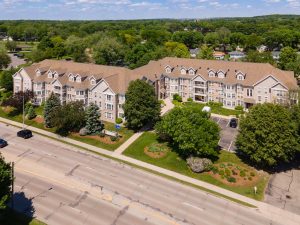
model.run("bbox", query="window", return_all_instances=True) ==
[218,72,224,79]
[118,104,123,109]
[189,69,195,75]
[119,113,124,118]
[105,112,113,119]
[94,92,97,97]
[180,68,186,75]
[226,85,230,90]
[209,71,215,77]
[232,93,236,98]
[91,79,96,85]
[237,75,244,80]
[69,75,74,82]
[54,73,58,79]
[265,97,268,102]
[105,103,113,110]
[247,89,253,97]
[76,76,81,83]
[258,96,262,102]
[106,95,112,101]
[165,67,171,73]
[48,72,52,78]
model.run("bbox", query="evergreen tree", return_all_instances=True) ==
[124,79,161,130]
[44,93,61,128]
[0,153,12,211]
[27,105,36,120]
[85,103,103,134]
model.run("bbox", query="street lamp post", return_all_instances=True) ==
[22,92,25,130]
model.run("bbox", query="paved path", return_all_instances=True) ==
[114,132,143,155]
[1,117,300,225]
[161,98,174,115]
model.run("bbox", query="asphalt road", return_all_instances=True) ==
[0,123,283,225]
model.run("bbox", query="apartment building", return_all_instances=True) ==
[13,57,298,123]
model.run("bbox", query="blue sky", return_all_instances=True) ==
[0,0,299,20]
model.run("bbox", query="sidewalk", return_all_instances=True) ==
[1,116,300,225]
[113,131,143,155]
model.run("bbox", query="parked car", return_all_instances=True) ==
[229,118,238,128]
[0,139,8,148]
[17,129,33,139]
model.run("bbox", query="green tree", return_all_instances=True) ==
[85,103,103,134]
[0,68,17,91]
[285,55,300,77]
[155,106,220,158]
[172,31,204,49]
[50,101,85,136]
[244,50,275,65]
[0,51,11,70]
[93,37,125,65]
[244,34,263,51]
[279,47,298,70]
[44,93,61,128]
[204,32,219,47]
[197,45,214,60]
[65,35,88,62]
[0,153,12,211]
[236,103,299,167]
[27,105,36,120]
[164,42,190,58]
[216,27,231,51]
[124,79,160,130]
[5,41,17,52]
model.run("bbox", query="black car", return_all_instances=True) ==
[0,139,8,148]
[17,129,33,139]
[229,118,238,128]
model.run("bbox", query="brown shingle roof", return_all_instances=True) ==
[22,57,298,94]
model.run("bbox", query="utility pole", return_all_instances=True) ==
[22,92,25,130]
[11,162,14,210]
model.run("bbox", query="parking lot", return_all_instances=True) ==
[211,116,238,152]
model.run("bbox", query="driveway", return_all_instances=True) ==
[265,167,300,215]
[8,53,26,68]
[211,116,238,152]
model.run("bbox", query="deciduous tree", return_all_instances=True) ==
[0,153,12,211]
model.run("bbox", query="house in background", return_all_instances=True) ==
[229,51,246,60]
[190,48,200,58]
[258,45,268,53]
[213,51,226,60]
[272,51,281,61]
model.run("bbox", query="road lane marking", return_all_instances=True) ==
[182,202,204,211]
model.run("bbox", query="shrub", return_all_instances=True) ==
[207,101,223,108]
[116,117,123,124]
[218,170,225,176]
[220,163,225,168]
[227,177,236,183]
[27,105,36,120]
[110,136,118,142]
[211,166,219,174]
[186,157,212,173]
[225,168,231,176]
[79,127,88,136]
[235,105,243,111]
[240,170,246,177]
[250,172,256,177]
[187,97,193,102]
[173,93,182,102]
[99,132,105,138]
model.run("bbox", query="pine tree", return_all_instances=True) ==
[85,103,103,134]
[27,105,36,120]
[44,92,61,128]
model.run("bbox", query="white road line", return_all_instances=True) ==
[182,202,204,211]
[226,120,230,127]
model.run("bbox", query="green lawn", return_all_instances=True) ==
[173,101,243,116]
[0,209,46,225]
[69,122,134,151]
[0,106,133,151]
[123,132,269,201]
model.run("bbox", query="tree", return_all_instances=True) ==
[85,103,103,134]
[44,93,61,128]
[285,55,300,77]
[65,36,88,62]
[93,37,125,66]
[0,68,17,91]
[5,41,17,52]
[236,103,299,167]
[197,45,214,60]
[172,31,204,49]
[124,79,160,130]
[155,106,220,158]
[204,32,219,47]
[279,47,298,70]
[216,27,231,52]
[244,34,263,51]
[0,153,12,211]
[2,90,34,113]
[164,42,190,58]
[50,101,85,136]
[244,50,275,65]
[27,105,36,120]
[0,51,11,70]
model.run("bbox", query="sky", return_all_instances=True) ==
[0,0,299,20]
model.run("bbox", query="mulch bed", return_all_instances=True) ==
[72,133,123,145]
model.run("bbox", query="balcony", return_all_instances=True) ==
[194,82,206,87]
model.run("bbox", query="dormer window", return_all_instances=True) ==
[47,71,53,78]
[189,69,195,75]
[54,72,58,79]
[76,75,81,83]
[208,70,215,78]
[180,68,186,75]
[217,71,225,79]
[165,65,172,74]
[36,70,41,77]
[237,75,244,80]
[90,79,96,85]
